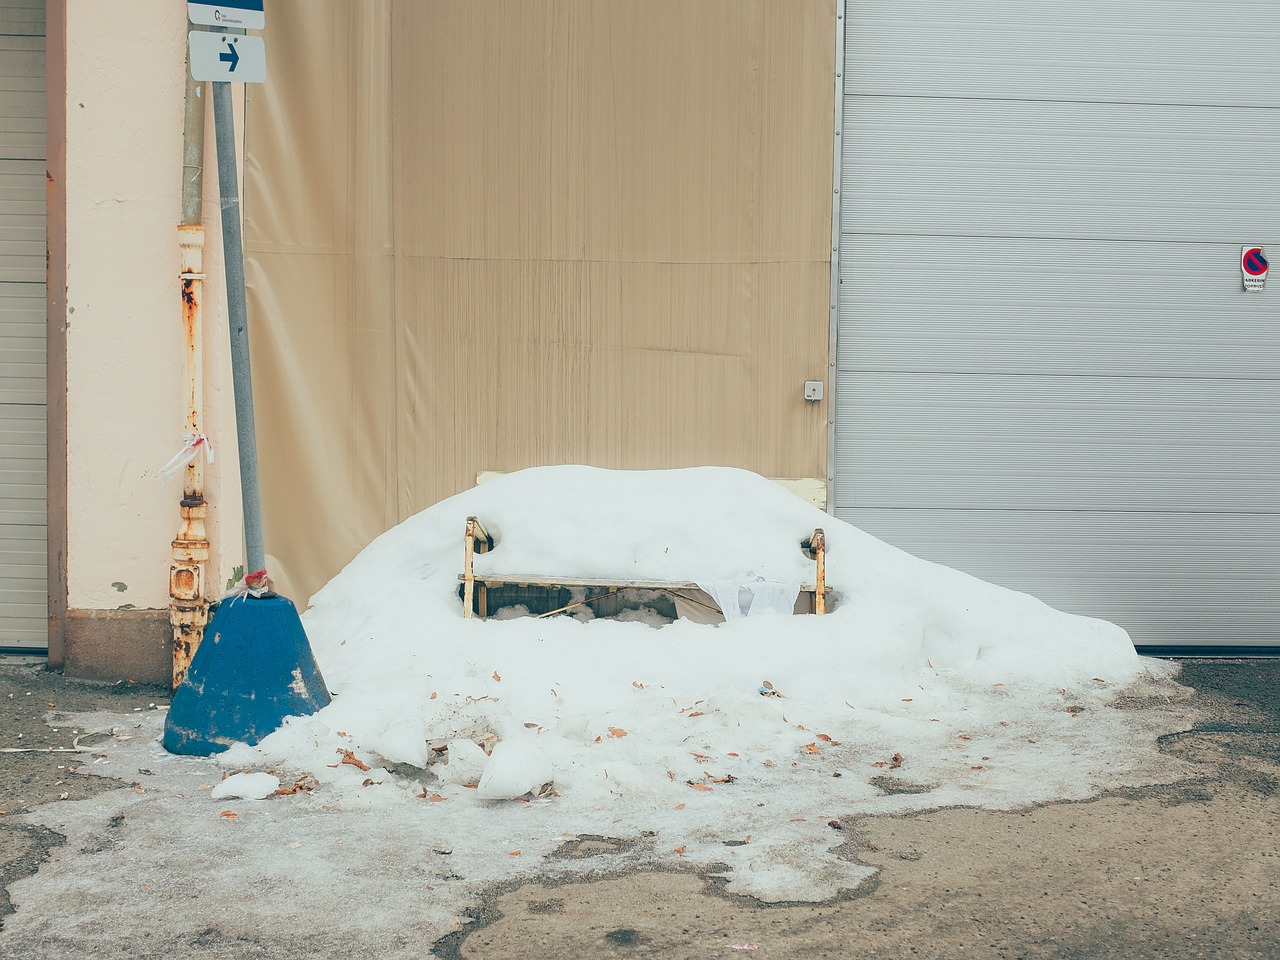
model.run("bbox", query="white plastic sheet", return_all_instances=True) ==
[696,576,801,620]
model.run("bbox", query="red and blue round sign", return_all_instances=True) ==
[1243,247,1269,277]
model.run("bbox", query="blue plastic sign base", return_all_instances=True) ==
[163,594,331,756]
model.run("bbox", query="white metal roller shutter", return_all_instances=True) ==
[834,2,1280,649]
[0,0,46,650]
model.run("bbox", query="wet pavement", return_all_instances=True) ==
[0,656,1276,959]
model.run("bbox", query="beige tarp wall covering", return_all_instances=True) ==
[243,1,835,604]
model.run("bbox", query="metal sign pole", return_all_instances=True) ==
[211,79,265,576]
[166,5,331,758]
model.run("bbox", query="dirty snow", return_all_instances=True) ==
[231,466,1191,898]
[209,771,280,800]
[5,467,1198,954]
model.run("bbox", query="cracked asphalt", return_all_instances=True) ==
[0,657,171,926]
[437,658,1280,960]
[1,656,1276,959]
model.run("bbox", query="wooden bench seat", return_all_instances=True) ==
[460,516,826,620]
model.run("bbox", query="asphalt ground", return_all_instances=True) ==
[0,657,171,925]
[0,655,1276,959]
[442,657,1280,960]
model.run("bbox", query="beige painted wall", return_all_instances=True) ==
[58,0,244,619]
[244,0,837,605]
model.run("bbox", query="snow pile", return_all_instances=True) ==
[214,465,1186,901]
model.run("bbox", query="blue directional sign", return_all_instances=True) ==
[189,31,266,84]
[188,1,264,31]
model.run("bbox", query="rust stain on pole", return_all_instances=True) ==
[171,224,211,688]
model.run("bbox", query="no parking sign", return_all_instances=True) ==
[1241,246,1268,292]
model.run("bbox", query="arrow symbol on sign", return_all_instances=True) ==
[219,41,240,72]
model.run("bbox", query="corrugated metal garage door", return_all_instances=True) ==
[0,0,46,650]
[834,2,1280,649]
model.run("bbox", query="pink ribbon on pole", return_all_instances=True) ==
[222,569,270,602]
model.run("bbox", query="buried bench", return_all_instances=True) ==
[459,515,826,621]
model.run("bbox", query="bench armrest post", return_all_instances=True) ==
[811,528,826,615]
[463,516,492,619]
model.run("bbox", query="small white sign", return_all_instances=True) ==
[1241,246,1269,292]
[188,1,264,31]
[189,32,266,84]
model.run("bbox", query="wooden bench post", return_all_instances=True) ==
[463,516,492,618]
[811,528,826,615]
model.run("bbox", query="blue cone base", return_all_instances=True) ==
[163,594,331,756]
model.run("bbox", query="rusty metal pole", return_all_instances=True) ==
[170,72,211,688]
